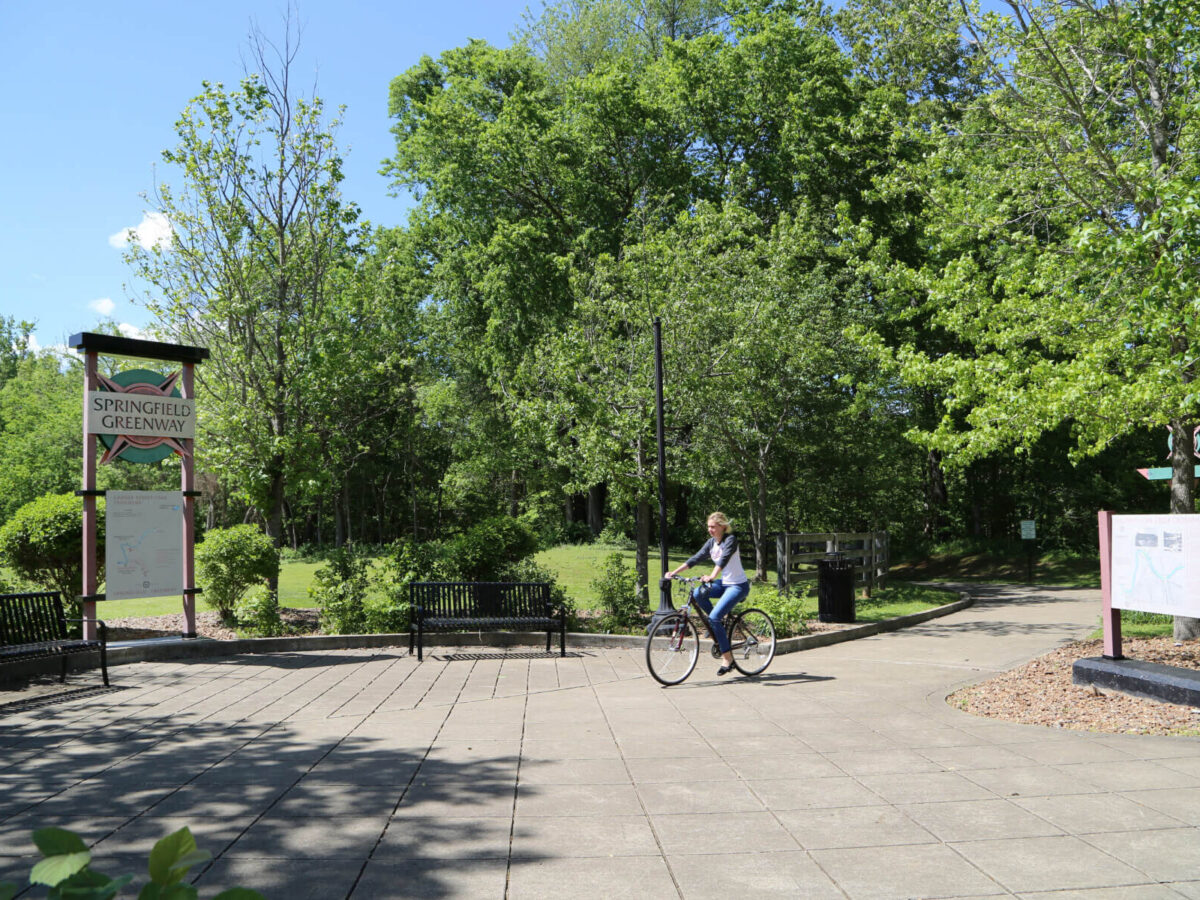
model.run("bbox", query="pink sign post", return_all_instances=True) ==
[1097,510,1122,660]
[80,350,100,640]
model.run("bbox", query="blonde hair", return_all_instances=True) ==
[707,511,731,530]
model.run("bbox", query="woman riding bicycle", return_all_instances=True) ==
[666,511,750,676]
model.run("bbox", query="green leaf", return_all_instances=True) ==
[33,828,89,858]
[30,852,92,887]
[58,872,133,899]
[0,880,17,900]
[148,828,200,884]
[158,883,199,900]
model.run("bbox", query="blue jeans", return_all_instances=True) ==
[691,579,750,653]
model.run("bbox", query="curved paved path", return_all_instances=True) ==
[3,584,1200,898]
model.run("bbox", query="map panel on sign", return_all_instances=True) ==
[105,491,184,601]
[1110,514,1200,617]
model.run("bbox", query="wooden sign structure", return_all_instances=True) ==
[70,332,209,639]
[1098,509,1200,659]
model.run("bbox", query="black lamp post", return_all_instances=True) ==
[647,316,675,633]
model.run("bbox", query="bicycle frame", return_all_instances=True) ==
[669,577,756,653]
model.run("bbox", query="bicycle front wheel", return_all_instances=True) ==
[729,608,776,676]
[646,614,699,686]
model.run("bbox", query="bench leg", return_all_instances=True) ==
[560,618,566,657]
[546,627,551,655]
[418,623,424,662]
[99,644,109,687]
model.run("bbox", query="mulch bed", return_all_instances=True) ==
[106,608,321,641]
[951,636,1200,737]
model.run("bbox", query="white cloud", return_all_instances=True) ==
[90,297,116,316]
[108,212,172,250]
[117,323,147,340]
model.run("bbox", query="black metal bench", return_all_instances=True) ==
[408,582,565,662]
[0,592,109,686]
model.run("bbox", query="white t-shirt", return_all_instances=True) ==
[685,533,748,585]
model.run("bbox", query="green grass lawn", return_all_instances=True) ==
[533,542,684,609]
[78,559,330,619]
[852,581,962,622]
[1085,611,1174,640]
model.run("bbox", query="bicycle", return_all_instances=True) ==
[645,575,776,686]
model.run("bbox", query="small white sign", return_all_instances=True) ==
[1111,514,1200,617]
[1020,520,1036,540]
[105,491,184,601]
[87,391,195,438]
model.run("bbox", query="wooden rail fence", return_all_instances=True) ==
[775,532,889,596]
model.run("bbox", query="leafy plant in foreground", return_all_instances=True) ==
[0,825,262,899]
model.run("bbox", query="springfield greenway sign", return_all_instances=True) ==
[86,369,195,464]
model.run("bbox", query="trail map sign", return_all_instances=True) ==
[105,492,185,601]
[1110,514,1200,618]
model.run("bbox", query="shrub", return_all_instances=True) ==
[371,538,450,635]
[597,520,632,549]
[590,551,643,631]
[0,824,263,899]
[743,583,809,638]
[313,545,372,635]
[363,590,409,634]
[442,516,537,582]
[234,584,285,637]
[0,493,105,619]
[195,525,279,624]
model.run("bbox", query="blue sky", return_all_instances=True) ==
[0,1,535,352]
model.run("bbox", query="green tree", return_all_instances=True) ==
[126,22,362,569]
[860,0,1200,636]
[0,353,81,524]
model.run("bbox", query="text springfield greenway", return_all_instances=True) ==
[86,392,196,438]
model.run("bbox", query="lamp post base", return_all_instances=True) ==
[646,578,677,635]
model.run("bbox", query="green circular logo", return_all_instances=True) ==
[97,368,186,464]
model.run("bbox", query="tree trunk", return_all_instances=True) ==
[334,490,345,548]
[587,483,606,536]
[752,461,769,582]
[673,484,690,532]
[265,461,285,594]
[925,449,947,537]
[636,497,651,606]
[1169,418,1200,640]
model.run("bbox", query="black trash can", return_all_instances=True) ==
[816,553,855,623]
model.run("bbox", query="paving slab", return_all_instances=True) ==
[2,582,1199,898]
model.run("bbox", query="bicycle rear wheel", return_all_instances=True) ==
[646,614,699,686]
[728,608,776,676]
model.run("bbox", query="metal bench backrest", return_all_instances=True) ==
[0,592,68,645]
[410,582,551,618]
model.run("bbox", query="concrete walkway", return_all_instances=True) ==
[2,583,1200,898]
